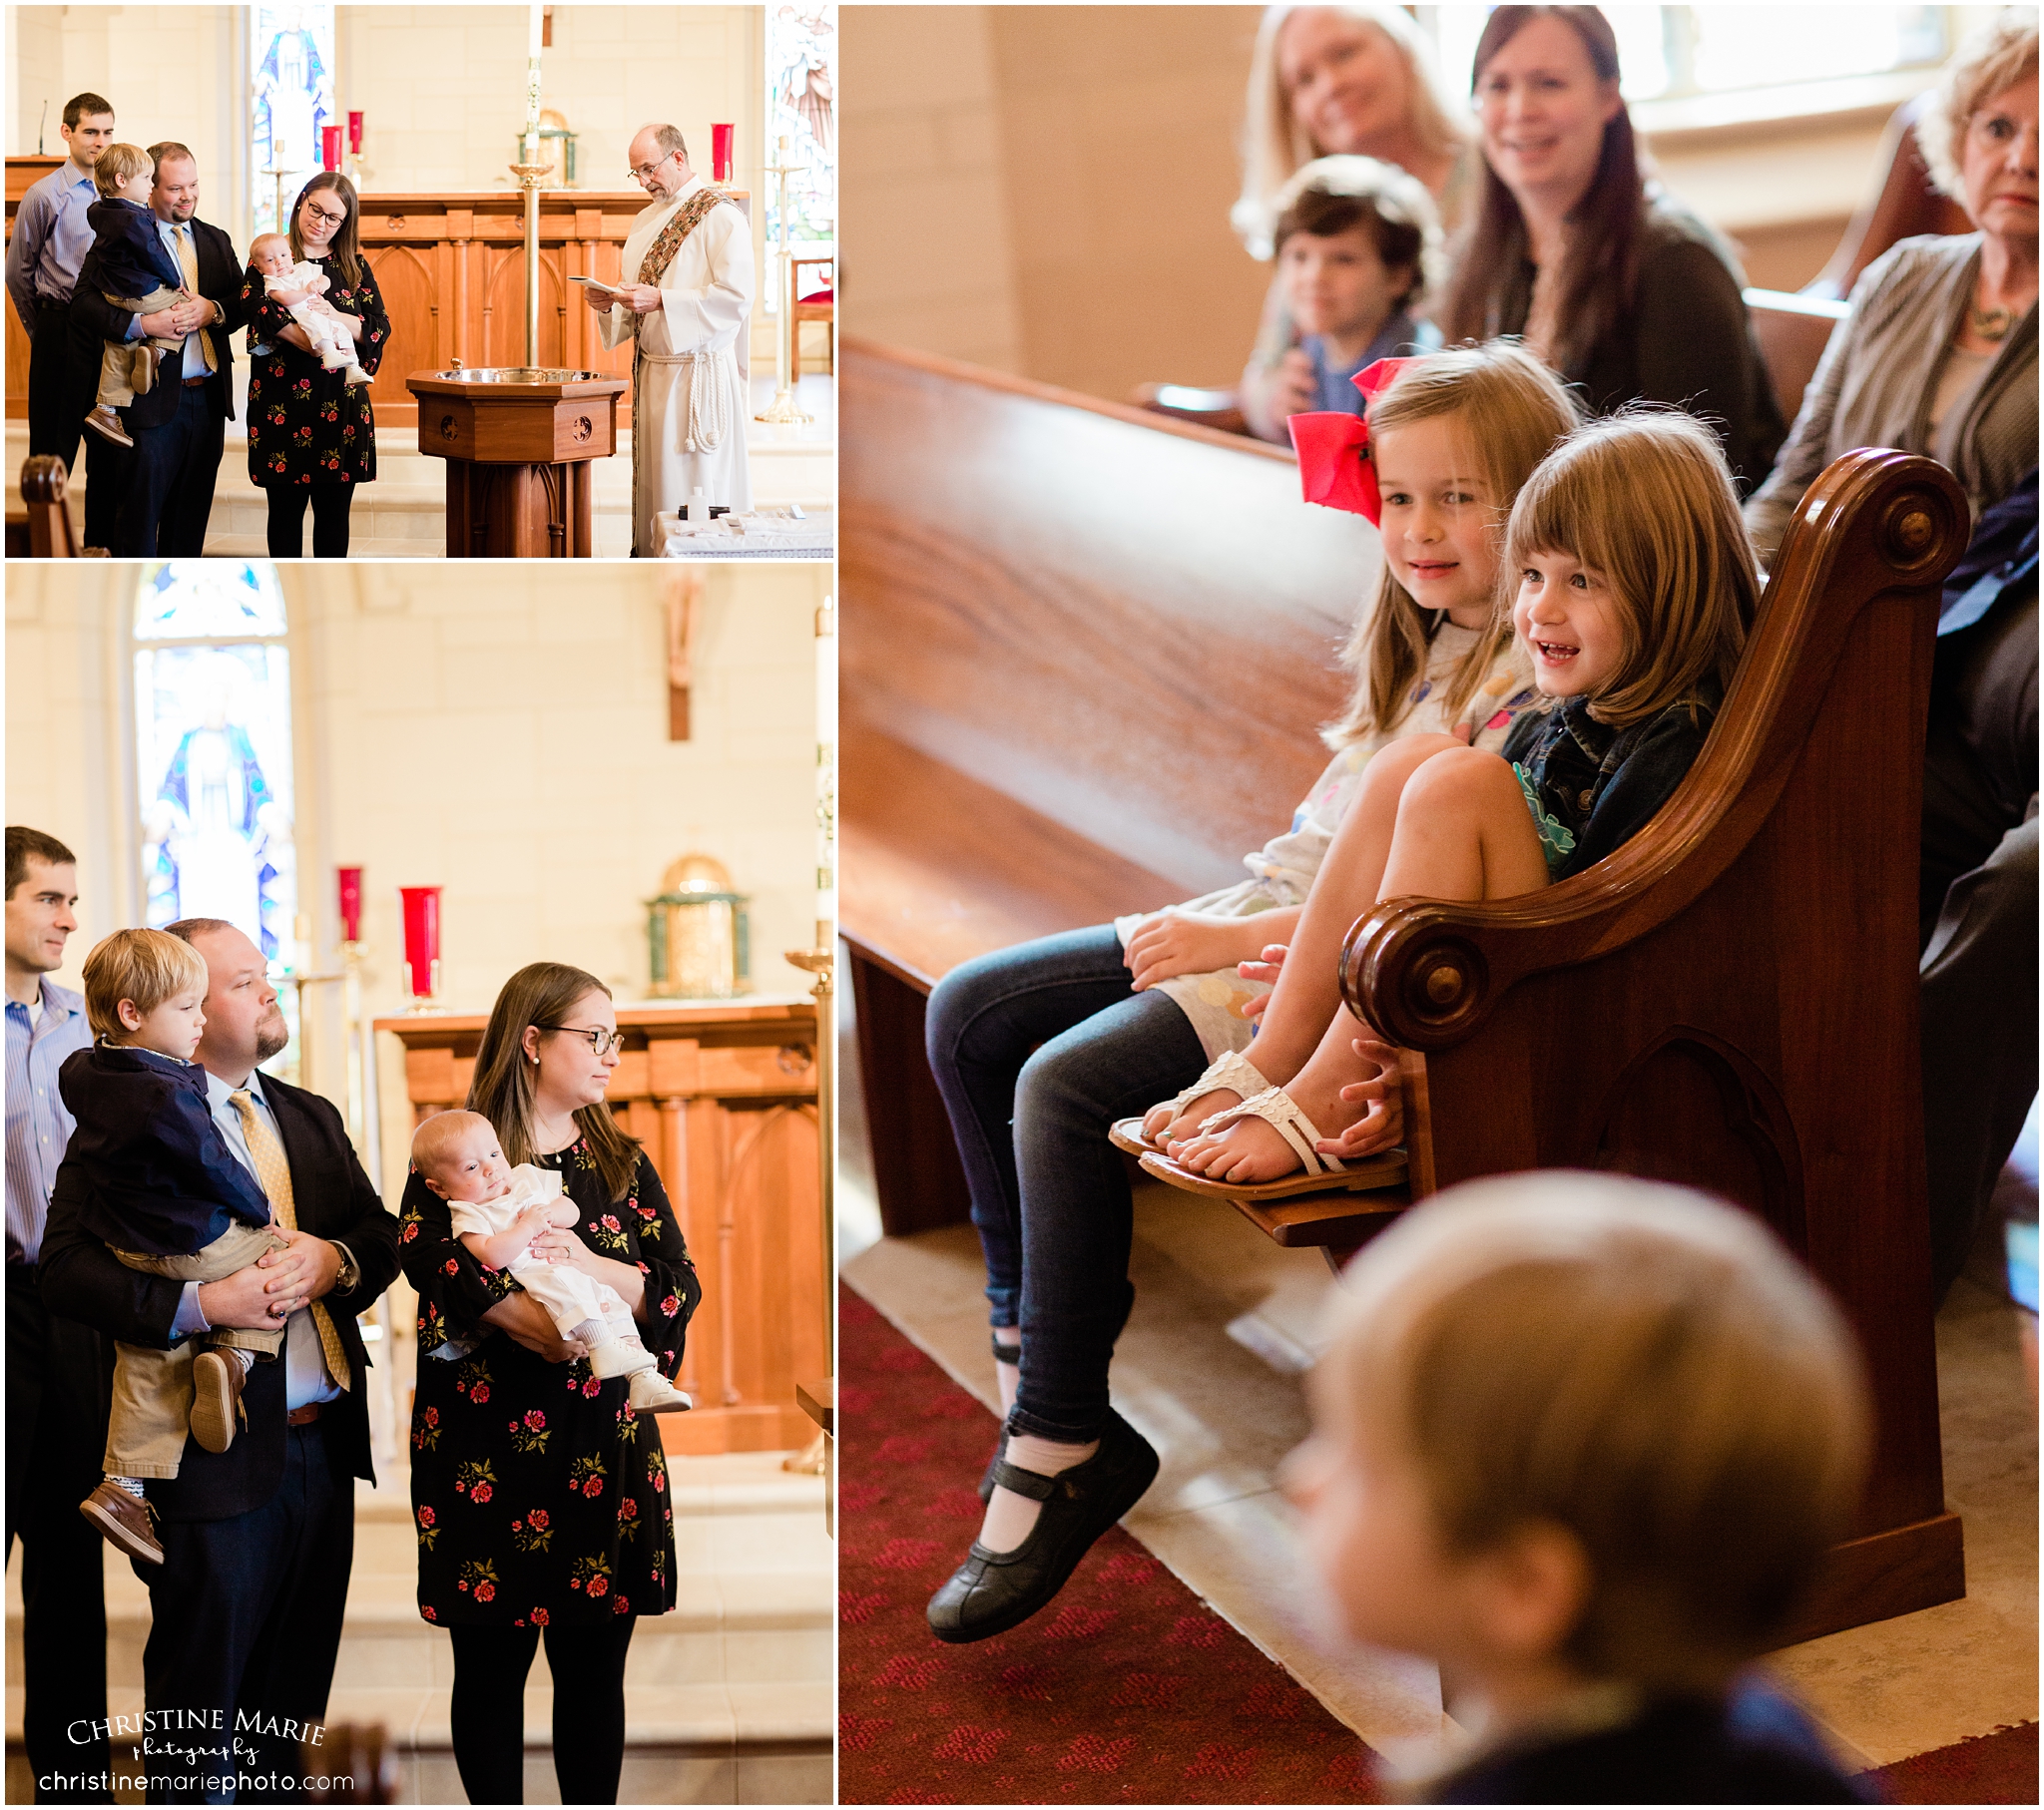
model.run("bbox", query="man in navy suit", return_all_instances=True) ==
[67,144,245,558]
[40,919,399,1804]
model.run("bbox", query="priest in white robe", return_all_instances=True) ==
[590,124,754,556]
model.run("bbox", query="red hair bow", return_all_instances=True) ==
[1286,356,1417,526]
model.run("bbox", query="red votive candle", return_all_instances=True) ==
[321,126,342,172]
[347,110,364,155]
[337,867,363,943]
[712,123,735,184]
[398,886,442,999]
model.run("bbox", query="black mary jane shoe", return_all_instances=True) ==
[926,1408,1160,1644]
[978,1335,1022,1504]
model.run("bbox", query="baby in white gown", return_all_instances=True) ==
[249,232,371,385]
[413,1111,692,1413]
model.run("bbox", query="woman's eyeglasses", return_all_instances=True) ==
[302,204,348,226]
[538,1024,625,1059]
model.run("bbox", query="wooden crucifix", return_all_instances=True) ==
[666,569,703,740]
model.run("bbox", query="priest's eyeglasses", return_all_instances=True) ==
[538,1024,625,1058]
[627,159,672,181]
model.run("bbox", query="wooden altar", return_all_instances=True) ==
[5,173,750,427]
[375,999,821,1457]
[357,188,749,432]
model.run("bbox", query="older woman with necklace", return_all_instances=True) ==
[1746,16,2038,1310]
[1745,16,2038,564]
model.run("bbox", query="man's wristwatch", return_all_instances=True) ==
[331,1240,361,1295]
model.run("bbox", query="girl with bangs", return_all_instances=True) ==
[1156,409,1755,1191]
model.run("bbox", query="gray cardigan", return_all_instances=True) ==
[1746,233,2038,566]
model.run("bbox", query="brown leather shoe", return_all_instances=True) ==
[83,405,134,450]
[80,1481,164,1565]
[190,1348,248,1454]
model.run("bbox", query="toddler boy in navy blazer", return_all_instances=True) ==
[79,142,189,449]
[63,928,286,1566]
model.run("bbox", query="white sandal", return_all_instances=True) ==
[1137,1083,1408,1201]
[1107,1048,1272,1155]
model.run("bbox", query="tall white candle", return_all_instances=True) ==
[525,6,544,141]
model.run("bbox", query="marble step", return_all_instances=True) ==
[4,387,833,560]
[6,1456,829,1745]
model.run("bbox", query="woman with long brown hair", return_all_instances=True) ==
[238,171,388,557]
[399,962,701,1805]
[1438,6,1784,492]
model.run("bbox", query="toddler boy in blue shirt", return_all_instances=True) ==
[1272,155,1441,417]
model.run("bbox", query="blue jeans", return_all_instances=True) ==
[924,925,1208,1442]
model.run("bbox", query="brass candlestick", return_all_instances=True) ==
[510,150,554,369]
[756,136,812,426]
[511,29,553,370]
[258,164,307,237]
[786,934,832,1338]
[784,933,832,1478]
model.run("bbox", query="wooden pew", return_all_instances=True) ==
[842,337,1968,1640]
[842,335,1377,1235]
[1340,446,1969,1641]
[11,454,81,557]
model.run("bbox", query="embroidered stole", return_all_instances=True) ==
[636,187,730,288]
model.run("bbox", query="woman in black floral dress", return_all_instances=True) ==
[239,172,387,560]
[400,962,701,1805]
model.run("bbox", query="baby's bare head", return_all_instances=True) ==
[251,233,295,277]
[412,1110,507,1201]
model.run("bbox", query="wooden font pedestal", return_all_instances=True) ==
[407,367,628,558]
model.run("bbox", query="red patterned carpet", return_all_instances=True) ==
[840,1283,2036,1806]
[838,1284,1384,1804]
[1866,1721,2039,1804]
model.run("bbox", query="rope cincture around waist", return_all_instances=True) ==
[636,346,734,453]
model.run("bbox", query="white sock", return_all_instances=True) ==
[992,1326,1020,1416]
[106,1475,147,1498]
[227,1348,256,1373]
[977,1432,1098,1553]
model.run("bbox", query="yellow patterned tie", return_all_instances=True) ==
[174,225,219,375]
[230,1090,350,1391]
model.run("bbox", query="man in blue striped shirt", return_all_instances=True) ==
[3,95,123,548]
[4,826,112,1801]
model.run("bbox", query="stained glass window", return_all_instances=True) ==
[766,3,836,292]
[251,3,338,240]
[133,564,296,971]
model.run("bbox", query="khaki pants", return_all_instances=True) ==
[105,1220,287,1479]
[96,285,186,410]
